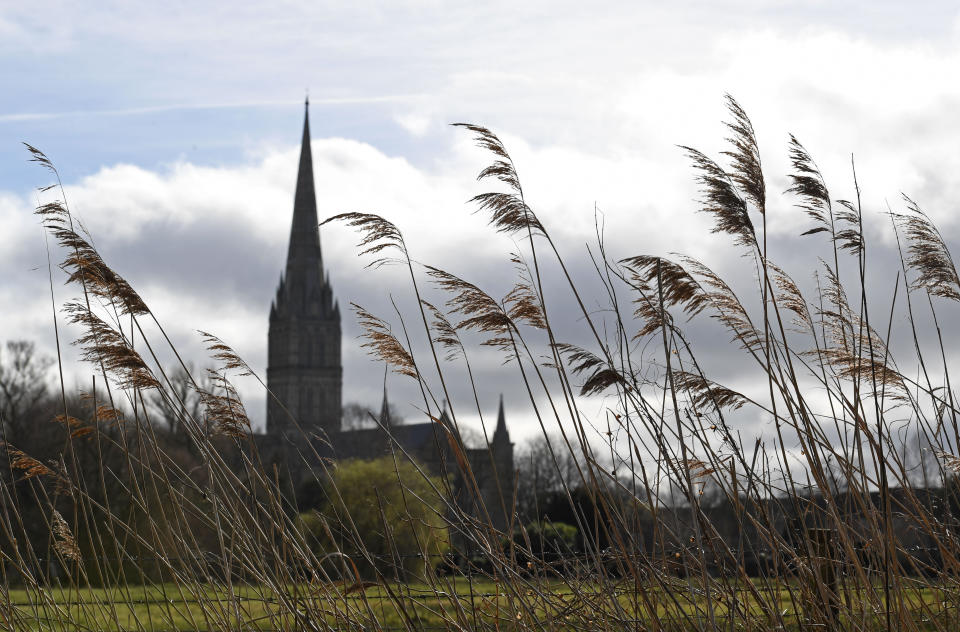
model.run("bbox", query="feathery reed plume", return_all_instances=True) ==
[808,267,907,398]
[621,255,708,338]
[321,212,407,267]
[722,94,766,214]
[817,263,854,328]
[934,449,960,474]
[69,427,94,439]
[811,330,908,402]
[51,510,81,563]
[23,142,58,177]
[352,303,419,378]
[621,255,762,351]
[452,124,519,190]
[35,200,149,315]
[678,147,756,249]
[452,123,543,235]
[4,446,55,479]
[680,457,728,481]
[681,257,763,351]
[766,260,811,327]
[892,196,960,301]
[554,343,626,396]
[503,258,547,330]
[196,370,250,438]
[95,405,124,425]
[53,414,94,439]
[64,301,160,390]
[786,135,832,237]
[424,266,512,337]
[670,370,749,412]
[199,330,256,377]
[422,301,464,362]
[824,350,907,399]
[834,199,864,255]
[503,282,546,330]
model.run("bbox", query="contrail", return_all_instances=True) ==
[0,95,423,124]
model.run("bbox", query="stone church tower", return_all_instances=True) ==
[264,102,515,531]
[267,99,342,438]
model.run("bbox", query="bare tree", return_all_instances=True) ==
[341,401,404,430]
[0,340,54,445]
[146,363,209,438]
[341,402,373,430]
[515,434,584,520]
[456,424,486,450]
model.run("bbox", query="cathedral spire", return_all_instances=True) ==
[267,101,342,437]
[493,394,510,445]
[379,370,392,427]
[284,99,323,285]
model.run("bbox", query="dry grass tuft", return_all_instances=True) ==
[11,99,960,632]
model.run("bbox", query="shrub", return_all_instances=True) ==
[301,457,449,581]
[514,520,578,563]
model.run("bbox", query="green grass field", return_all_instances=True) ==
[4,578,958,631]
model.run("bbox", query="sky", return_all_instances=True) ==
[3,1,960,445]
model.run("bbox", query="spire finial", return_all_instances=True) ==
[305,89,309,108]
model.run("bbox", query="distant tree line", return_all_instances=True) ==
[5,337,960,583]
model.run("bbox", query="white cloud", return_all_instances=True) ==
[6,7,960,444]
[394,112,432,136]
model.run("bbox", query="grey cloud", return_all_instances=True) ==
[7,9,960,451]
